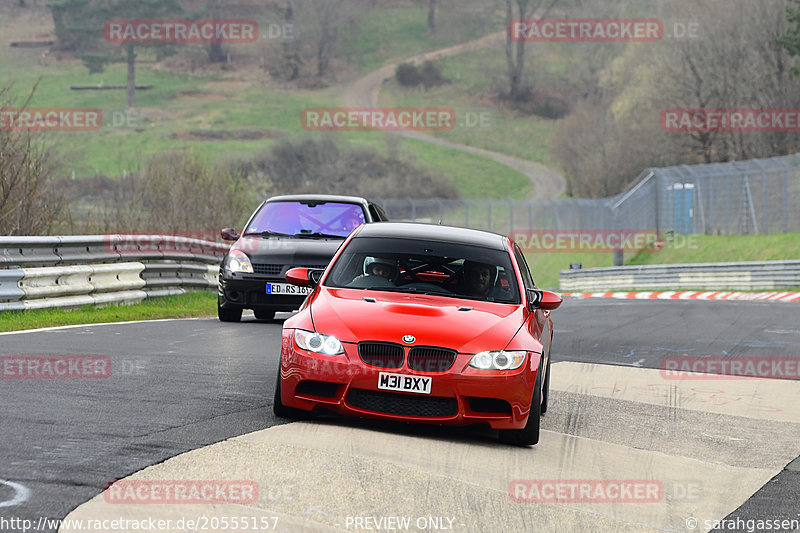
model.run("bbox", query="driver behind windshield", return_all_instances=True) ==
[461,260,496,298]
[352,257,399,284]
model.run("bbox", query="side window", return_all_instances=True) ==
[368,205,380,222]
[513,245,536,290]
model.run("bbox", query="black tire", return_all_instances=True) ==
[217,300,242,322]
[541,351,551,415]
[254,309,275,321]
[499,357,542,446]
[273,372,311,419]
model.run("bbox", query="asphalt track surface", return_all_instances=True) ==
[0,299,798,532]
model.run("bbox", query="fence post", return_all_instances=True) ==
[751,158,770,234]
[772,157,790,234]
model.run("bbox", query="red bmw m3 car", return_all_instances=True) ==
[273,223,562,445]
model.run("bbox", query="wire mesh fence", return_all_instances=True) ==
[377,153,800,235]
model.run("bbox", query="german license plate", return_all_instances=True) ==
[378,372,432,395]
[266,283,312,296]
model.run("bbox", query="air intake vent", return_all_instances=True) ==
[346,388,458,418]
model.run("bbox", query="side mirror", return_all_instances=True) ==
[220,228,240,241]
[286,268,324,288]
[527,289,562,311]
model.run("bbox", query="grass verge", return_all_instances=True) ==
[0,291,215,333]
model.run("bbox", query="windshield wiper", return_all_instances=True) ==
[243,230,294,238]
[293,231,343,239]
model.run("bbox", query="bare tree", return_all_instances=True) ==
[502,0,559,101]
[0,85,64,235]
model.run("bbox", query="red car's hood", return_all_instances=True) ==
[310,288,525,353]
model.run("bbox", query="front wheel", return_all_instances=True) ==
[273,372,311,419]
[254,309,276,321]
[217,300,242,322]
[541,351,551,414]
[499,358,542,446]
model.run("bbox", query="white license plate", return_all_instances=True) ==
[266,283,312,296]
[378,372,432,395]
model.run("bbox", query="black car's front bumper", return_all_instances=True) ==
[218,273,308,313]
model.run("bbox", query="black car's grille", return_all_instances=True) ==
[407,347,457,372]
[252,264,326,276]
[253,264,283,276]
[358,342,405,369]
[346,388,458,418]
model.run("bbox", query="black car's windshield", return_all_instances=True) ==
[324,237,521,304]
[246,201,366,238]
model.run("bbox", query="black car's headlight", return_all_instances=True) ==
[469,351,527,371]
[224,250,253,274]
[294,329,344,356]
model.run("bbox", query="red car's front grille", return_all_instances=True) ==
[407,347,457,372]
[358,342,405,369]
[346,388,458,418]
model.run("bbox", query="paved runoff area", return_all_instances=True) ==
[60,361,800,533]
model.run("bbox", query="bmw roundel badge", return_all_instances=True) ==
[402,335,416,344]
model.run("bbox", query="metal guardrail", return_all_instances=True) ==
[0,235,229,311]
[560,261,800,292]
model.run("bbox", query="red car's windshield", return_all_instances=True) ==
[245,201,366,238]
[325,237,521,304]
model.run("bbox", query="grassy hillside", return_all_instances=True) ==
[345,4,498,72]
[379,46,566,174]
[2,4,529,199]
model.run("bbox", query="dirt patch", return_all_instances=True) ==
[170,129,284,141]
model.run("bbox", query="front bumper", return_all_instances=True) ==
[218,273,308,312]
[278,329,539,430]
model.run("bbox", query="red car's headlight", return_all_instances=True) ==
[294,329,344,356]
[469,351,527,371]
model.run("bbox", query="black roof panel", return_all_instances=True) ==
[356,222,508,250]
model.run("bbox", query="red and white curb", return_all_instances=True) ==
[563,291,800,302]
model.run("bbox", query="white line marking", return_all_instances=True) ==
[0,479,31,507]
[0,317,212,336]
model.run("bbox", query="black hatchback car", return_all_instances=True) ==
[217,194,389,322]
